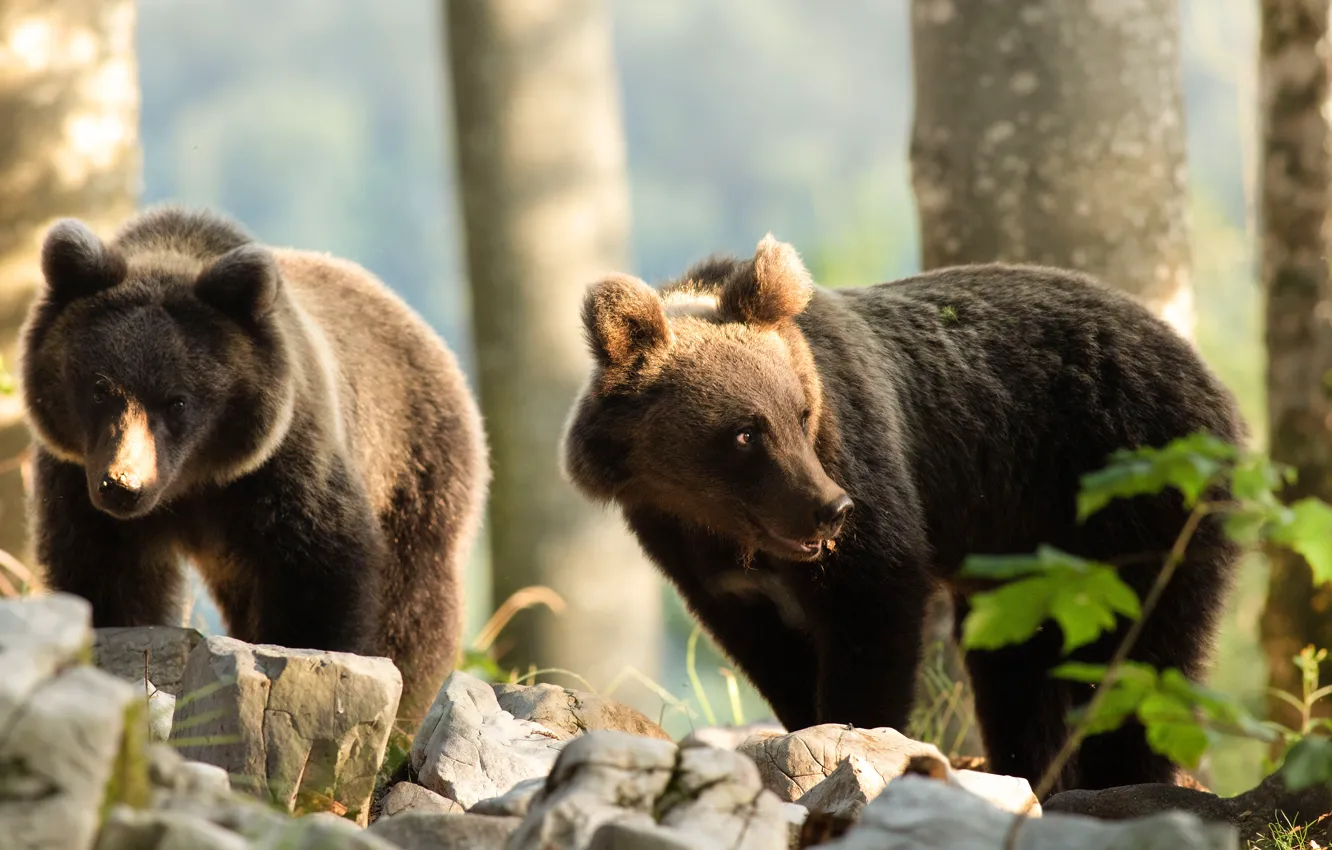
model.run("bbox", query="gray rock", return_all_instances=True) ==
[0,662,141,850]
[95,805,250,850]
[146,742,232,799]
[0,593,94,729]
[821,775,1238,850]
[150,786,290,844]
[93,625,205,696]
[654,746,791,850]
[468,776,546,817]
[678,721,785,751]
[509,730,789,850]
[251,811,399,850]
[410,671,565,809]
[493,682,672,742]
[170,635,403,826]
[796,754,886,820]
[738,724,948,801]
[507,731,679,850]
[380,782,463,817]
[368,812,520,850]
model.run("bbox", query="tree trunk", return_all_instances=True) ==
[0,0,140,577]
[444,0,662,696]
[909,0,1195,340]
[907,0,1194,760]
[1257,0,1332,735]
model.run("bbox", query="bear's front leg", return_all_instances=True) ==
[32,448,183,626]
[807,564,932,731]
[221,450,384,656]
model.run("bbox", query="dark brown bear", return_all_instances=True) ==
[562,234,1242,794]
[19,206,488,725]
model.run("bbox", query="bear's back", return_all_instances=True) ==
[800,263,1243,567]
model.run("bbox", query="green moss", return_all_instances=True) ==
[100,696,152,819]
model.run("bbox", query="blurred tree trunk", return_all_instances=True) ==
[444,0,662,697]
[909,0,1194,341]
[907,0,1193,760]
[1257,0,1332,735]
[0,0,140,580]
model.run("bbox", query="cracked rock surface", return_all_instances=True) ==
[493,681,671,742]
[410,671,566,809]
[0,594,145,850]
[796,753,886,820]
[170,635,402,826]
[678,721,786,752]
[738,724,948,801]
[93,625,205,697]
[820,775,1238,850]
[507,729,790,850]
[368,811,520,850]
[379,781,463,817]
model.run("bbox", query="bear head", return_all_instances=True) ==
[19,217,295,520]
[562,234,852,562]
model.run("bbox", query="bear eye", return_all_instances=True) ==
[734,428,755,449]
[91,380,109,405]
[168,397,187,416]
[800,409,811,434]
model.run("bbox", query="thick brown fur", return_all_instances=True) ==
[20,205,488,726]
[562,234,1244,795]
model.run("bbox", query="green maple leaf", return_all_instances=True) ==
[960,547,1140,654]
[1270,498,1332,586]
[1282,735,1332,791]
[1077,432,1237,521]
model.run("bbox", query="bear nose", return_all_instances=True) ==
[98,474,143,512]
[815,493,853,536]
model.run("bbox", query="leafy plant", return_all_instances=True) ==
[956,431,1332,807]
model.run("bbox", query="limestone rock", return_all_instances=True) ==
[95,805,250,850]
[380,782,463,817]
[368,812,520,850]
[170,635,403,826]
[0,662,142,850]
[252,811,399,850]
[678,721,785,751]
[797,754,886,820]
[146,742,232,800]
[820,775,1237,849]
[0,593,94,730]
[509,730,789,850]
[493,681,672,742]
[468,776,546,817]
[952,768,1040,816]
[93,625,205,696]
[410,671,565,809]
[738,724,947,801]
[506,730,678,849]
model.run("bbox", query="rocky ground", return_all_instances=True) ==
[3,592,1327,849]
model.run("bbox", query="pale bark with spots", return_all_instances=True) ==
[909,0,1194,340]
[443,1,662,691]
[0,0,140,572]
[1257,0,1332,733]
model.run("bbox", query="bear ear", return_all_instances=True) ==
[40,219,128,301]
[581,273,672,369]
[195,244,281,321]
[720,233,813,327]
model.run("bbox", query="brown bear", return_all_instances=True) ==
[562,234,1243,794]
[19,205,489,726]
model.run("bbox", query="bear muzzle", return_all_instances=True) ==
[87,403,163,519]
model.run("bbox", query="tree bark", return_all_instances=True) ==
[1257,0,1332,734]
[909,0,1195,340]
[0,0,140,575]
[907,0,1194,759]
[444,0,662,694]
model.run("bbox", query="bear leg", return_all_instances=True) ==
[32,448,183,626]
[221,452,385,656]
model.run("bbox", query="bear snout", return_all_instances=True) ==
[95,471,146,516]
[814,491,853,538]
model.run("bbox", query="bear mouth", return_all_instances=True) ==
[763,532,825,562]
